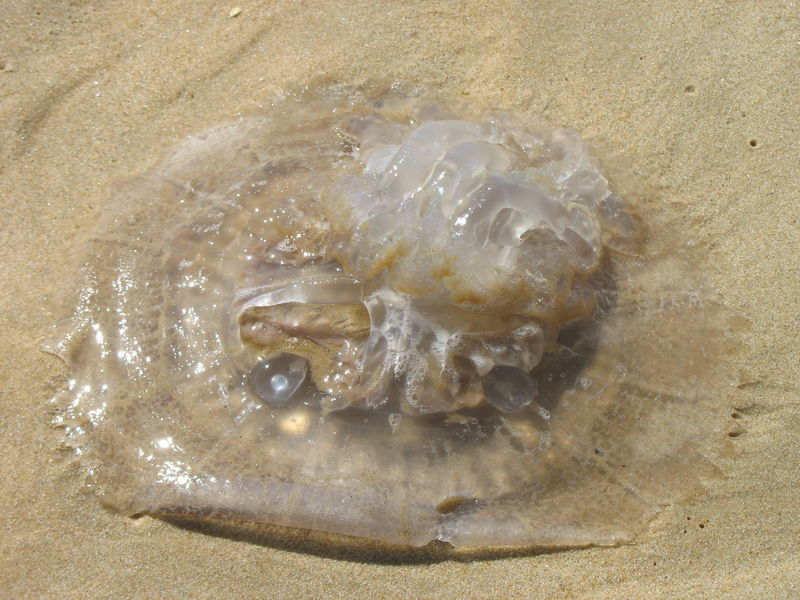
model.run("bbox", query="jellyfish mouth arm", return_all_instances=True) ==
[350,290,549,415]
[235,273,364,311]
[235,274,368,345]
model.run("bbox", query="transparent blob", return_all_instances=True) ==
[482,367,538,413]
[46,83,735,550]
[247,353,308,404]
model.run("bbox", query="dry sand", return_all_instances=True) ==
[1,1,798,598]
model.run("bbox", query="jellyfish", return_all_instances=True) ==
[47,84,732,548]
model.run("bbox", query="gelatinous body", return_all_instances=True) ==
[48,84,731,548]
[235,108,638,416]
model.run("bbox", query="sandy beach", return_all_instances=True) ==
[1,1,798,598]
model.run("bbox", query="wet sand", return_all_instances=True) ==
[1,1,798,598]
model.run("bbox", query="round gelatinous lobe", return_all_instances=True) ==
[247,353,308,404]
[46,83,735,549]
[483,366,538,413]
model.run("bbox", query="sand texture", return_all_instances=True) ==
[1,1,798,598]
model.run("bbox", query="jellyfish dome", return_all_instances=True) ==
[48,84,728,549]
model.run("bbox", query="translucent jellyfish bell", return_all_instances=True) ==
[47,83,733,549]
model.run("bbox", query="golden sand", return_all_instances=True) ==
[1,1,797,597]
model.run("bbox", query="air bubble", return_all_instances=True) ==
[388,413,402,433]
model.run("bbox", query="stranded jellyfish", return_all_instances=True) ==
[48,84,732,548]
